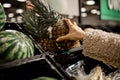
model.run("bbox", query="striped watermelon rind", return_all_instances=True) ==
[0,3,6,30]
[0,30,34,63]
[32,76,57,80]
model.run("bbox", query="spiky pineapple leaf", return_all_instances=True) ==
[22,0,63,38]
[22,10,40,37]
[30,0,60,20]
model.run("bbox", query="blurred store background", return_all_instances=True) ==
[0,0,25,23]
[0,0,120,32]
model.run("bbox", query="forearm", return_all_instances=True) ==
[82,29,120,68]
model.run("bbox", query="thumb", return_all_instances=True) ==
[56,35,70,41]
[26,6,34,10]
[73,22,77,26]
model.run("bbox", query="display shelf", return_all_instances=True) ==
[0,57,65,80]
[0,22,71,80]
[49,47,117,76]
[1,22,117,80]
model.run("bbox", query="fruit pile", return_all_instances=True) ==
[0,3,34,64]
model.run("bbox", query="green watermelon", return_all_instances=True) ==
[32,76,57,80]
[0,30,34,63]
[0,3,6,30]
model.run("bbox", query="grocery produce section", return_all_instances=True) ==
[0,0,120,80]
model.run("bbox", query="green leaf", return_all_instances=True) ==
[22,0,63,38]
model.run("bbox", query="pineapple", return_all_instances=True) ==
[22,0,80,53]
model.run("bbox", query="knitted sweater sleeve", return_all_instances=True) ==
[82,29,120,69]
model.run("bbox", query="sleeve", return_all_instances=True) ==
[82,29,120,69]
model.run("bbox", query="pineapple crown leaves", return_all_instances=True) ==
[22,10,40,37]
[22,0,63,38]
[30,0,63,21]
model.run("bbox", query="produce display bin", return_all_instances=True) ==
[0,23,71,80]
[0,23,117,80]
[0,55,66,80]
[52,47,117,75]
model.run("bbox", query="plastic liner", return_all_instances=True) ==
[65,61,120,80]
[108,70,120,80]
[65,61,107,80]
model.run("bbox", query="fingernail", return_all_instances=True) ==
[56,38,59,41]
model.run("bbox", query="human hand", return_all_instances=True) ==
[26,0,34,10]
[56,18,85,41]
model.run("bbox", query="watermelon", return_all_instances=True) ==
[0,30,34,63]
[0,3,6,30]
[32,76,57,80]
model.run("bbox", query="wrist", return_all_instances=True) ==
[81,31,85,40]
[77,31,85,40]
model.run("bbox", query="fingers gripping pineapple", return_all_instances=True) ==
[23,0,80,53]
